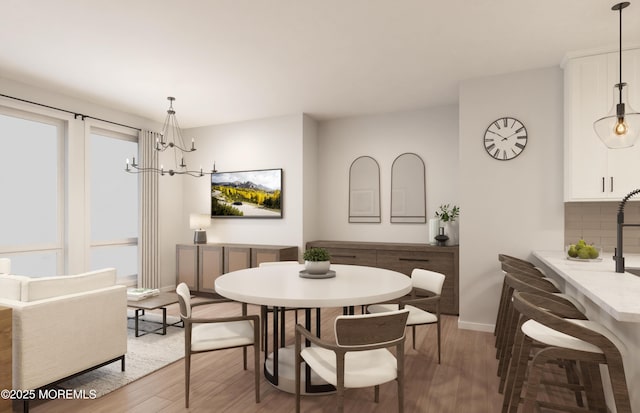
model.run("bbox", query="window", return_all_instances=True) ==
[89,129,138,282]
[0,109,63,276]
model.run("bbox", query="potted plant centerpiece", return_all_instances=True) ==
[303,247,331,274]
[435,204,460,246]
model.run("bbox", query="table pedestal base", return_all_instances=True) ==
[264,346,333,395]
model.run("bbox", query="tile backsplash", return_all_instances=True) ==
[565,201,640,254]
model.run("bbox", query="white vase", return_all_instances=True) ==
[305,260,330,274]
[443,221,459,246]
[428,218,440,245]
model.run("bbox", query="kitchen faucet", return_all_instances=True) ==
[614,188,640,273]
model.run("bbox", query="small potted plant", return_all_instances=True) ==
[435,204,459,223]
[303,247,331,274]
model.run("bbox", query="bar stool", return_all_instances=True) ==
[496,271,587,394]
[498,254,536,268]
[495,261,575,350]
[504,291,631,413]
[495,260,585,349]
[495,255,547,339]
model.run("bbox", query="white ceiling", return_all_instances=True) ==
[1,0,639,127]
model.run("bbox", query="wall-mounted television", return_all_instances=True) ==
[211,168,283,218]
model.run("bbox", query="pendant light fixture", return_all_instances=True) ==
[125,96,216,176]
[594,2,640,149]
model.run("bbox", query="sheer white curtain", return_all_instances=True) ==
[139,130,160,288]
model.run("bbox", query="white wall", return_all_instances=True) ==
[458,66,565,330]
[316,106,459,242]
[181,114,306,253]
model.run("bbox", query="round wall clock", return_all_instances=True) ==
[483,117,528,161]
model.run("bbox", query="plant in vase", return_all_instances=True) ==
[303,247,331,274]
[435,204,460,245]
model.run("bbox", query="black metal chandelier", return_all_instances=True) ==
[125,96,216,176]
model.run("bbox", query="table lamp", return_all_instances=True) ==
[189,213,211,244]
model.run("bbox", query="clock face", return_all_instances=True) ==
[483,117,528,161]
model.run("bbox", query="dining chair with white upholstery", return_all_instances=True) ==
[295,309,410,413]
[367,268,445,363]
[176,282,260,408]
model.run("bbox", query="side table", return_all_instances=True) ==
[127,292,183,337]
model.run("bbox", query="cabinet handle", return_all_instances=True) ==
[602,177,605,193]
[332,254,357,259]
[399,258,430,262]
[611,177,614,192]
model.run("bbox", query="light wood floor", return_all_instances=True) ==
[30,300,505,413]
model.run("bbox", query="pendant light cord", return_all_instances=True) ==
[619,4,623,104]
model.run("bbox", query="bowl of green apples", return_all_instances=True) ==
[566,239,602,261]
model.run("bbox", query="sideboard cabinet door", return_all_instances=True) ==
[224,246,252,273]
[199,245,223,293]
[251,246,299,266]
[176,244,198,290]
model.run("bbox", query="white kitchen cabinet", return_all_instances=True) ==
[564,48,640,201]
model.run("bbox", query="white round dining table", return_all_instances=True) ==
[215,263,413,308]
[214,263,413,394]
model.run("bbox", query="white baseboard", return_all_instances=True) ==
[457,319,495,332]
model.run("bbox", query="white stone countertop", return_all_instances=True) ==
[533,250,640,322]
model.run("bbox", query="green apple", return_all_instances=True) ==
[577,248,591,259]
[587,245,599,259]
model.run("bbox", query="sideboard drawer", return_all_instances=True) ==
[326,248,377,266]
[376,251,453,275]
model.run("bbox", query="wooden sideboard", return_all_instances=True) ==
[306,241,459,314]
[0,306,11,413]
[177,243,299,295]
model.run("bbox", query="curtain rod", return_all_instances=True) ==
[0,93,142,132]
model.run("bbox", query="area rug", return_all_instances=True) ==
[57,313,184,397]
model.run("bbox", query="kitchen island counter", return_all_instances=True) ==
[533,250,640,322]
[532,250,640,412]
